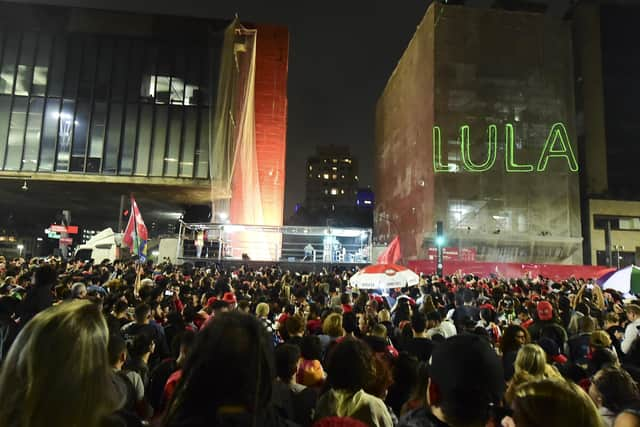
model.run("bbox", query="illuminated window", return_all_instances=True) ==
[330,188,338,195]
[355,176,359,181]
[323,173,329,180]
[343,158,351,164]
[340,189,344,194]
[332,159,338,163]
[146,75,199,105]
[309,165,312,171]
[317,174,321,178]
[341,175,345,179]
[332,174,337,179]
[332,166,337,171]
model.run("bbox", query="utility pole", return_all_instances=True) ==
[118,194,126,233]
[605,220,612,267]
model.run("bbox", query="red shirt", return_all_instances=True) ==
[521,319,534,329]
[307,319,322,334]
[163,369,183,406]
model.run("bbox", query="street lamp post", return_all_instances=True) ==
[436,221,445,277]
[614,245,624,269]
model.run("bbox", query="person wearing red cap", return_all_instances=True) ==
[222,291,237,310]
[528,300,568,348]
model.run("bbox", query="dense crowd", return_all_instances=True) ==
[1,255,640,427]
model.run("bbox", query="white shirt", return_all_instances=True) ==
[621,319,640,354]
[426,320,457,339]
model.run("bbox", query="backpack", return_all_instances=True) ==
[540,323,567,349]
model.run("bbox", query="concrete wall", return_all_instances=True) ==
[588,199,640,265]
[375,6,436,259]
[376,3,583,263]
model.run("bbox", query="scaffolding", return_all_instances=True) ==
[176,222,373,264]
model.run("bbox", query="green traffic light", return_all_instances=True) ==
[435,236,445,246]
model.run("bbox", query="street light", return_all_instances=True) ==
[436,221,445,277]
[17,244,24,257]
[614,245,624,269]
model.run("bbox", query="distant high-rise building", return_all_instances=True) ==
[305,145,359,212]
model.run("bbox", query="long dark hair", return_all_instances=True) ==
[501,325,530,355]
[164,311,274,426]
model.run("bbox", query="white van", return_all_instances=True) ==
[74,228,122,263]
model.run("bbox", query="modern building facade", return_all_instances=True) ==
[0,2,288,227]
[375,3,582,263]
[305,145,359,212]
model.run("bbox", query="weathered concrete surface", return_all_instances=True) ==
[376,3,582,263]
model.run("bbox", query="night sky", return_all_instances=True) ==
[5,0,640,233]
[16,0,433,217]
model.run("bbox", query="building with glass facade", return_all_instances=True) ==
[0,3,288,226]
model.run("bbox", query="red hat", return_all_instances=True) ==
[479,303,495,312]
[537,301,553,321]
[397,295,416,306]
[369,294,384,304]
[222,292,237,304]
[206,296,218,307]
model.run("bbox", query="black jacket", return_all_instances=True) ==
[166,406,299,427]
[404,337,434,362]
[19,284,53,325]
[398,407,450,427]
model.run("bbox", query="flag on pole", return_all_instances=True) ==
[123,196,148,262]
[377,236,402,264]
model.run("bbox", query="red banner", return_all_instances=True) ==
[426,247,477,261]
[50,225,78,234]
[408,259,614,281]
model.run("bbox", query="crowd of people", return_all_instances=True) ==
[1,254,640,427]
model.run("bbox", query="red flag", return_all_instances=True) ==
[122,196,148,259]
[377,236,402,264]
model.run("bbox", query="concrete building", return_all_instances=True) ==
[0,2,288,235]
[587,199,640,268]
[305,145,359,212]
[375,3,582,263]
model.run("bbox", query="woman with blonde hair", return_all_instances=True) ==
[318,313,344,358]
[502,379,605,427]
[0,300,122,427]
[255,302,275,335]
[505,344,562,403]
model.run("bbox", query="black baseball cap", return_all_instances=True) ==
[429,334,505,407]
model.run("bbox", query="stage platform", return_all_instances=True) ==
[177,256,369,273]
